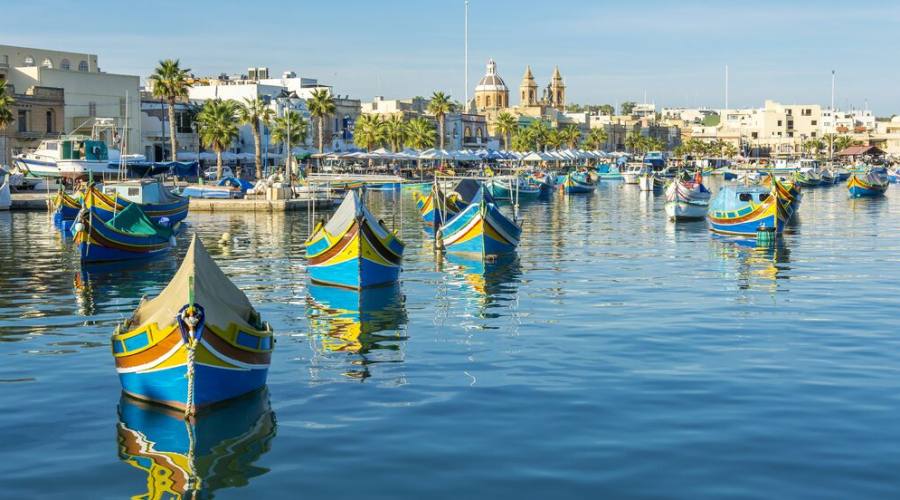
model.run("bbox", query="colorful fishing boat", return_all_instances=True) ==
[50,189,82,227]
[306,190,405,289]
[847,167,889,198]
[707,181,794,236]
[439,185,521,257]
[559,173,595,194]
[116,389,276,498]
[665,174,711,221]
[112,235,274,413]
[793,167,823,187]
[639,173,665,192]
[413,182,469,227]
[74,203,178,262]
[486,176,541,202]
[530,171,556,197]
[83,180,189,224]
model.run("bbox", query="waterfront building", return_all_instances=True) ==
[0,83,64,165]
[0,44,141,156]
[140,92,198,162]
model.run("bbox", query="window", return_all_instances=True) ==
[88,102,97,117]
[739,193,752,202]
[486,95,491,107]
[60,59,71,71]
[46,110,53,133]
[811,120,817,126]
[24,56,35,66]
[41,58,53,69]
[464,126,472,138]
[18,110,27,132]
[751,132,758,139]
[521,91,525,101]
[758,194,768,202]
[777,120,782,126]
[78,60,89,72]
[119,97,126,117]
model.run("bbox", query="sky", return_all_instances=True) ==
[4,0,900,114]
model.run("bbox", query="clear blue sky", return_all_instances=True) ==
[5,0,899,114]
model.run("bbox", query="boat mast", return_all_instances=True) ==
[464,0,469,113]
[829,70,835,165]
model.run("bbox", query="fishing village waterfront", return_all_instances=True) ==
[4,1,900,498]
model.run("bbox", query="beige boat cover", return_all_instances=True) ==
[131,235,254,330]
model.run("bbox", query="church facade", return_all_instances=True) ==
[472,59,568,136]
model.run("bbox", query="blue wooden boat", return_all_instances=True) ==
[50,189,82,229]
[116,389,275,498]
[486,176,541,202]
[707,181,795,236]
[439,185,521,257]
[73,203,178,262]
[112,235,274,414]
[305,190,405,289]
[560,173,595,194]
[413,182,469,227]
[529,171,556,197]
[84,180,189,224]
[848,167,889,198]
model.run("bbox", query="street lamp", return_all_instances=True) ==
[192,121,200,181]
[276,89,300,194]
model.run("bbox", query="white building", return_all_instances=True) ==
[1,44,141,154]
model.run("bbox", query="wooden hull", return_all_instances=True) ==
[848,174,888,198]
[441,199,521,257]
[306,218,404,290]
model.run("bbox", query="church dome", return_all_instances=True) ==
[475,59,508,92]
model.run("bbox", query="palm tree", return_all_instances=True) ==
[834,135,857,153]
[307,88,336,153]
[197,99,238,180]
[0,85,15,167]
[383,115,407,152]
[510,128,533,152]
[495,111,517,150]
[561,125,581,149]
[270,110,309,178]
[427,92,453,150]
[546,129,563,150]
[405,117,436,150]
[583,128,608,150]
[527,120,550,151]
[353,114,384,152]
[149,59,192,162]
[625,131,643,154]
[236,97,275,180]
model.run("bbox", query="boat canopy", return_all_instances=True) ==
[129,236,255,331]
[103,179,185,204]
[453,179,482,204]
[709,185,770,211]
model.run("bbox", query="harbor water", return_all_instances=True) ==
[1,181,899,498]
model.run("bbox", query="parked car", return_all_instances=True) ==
[203,166,234,180]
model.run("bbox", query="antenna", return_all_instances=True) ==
[725,64,729,114]
[464,0,469,112]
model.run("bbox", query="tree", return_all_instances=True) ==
[527,120,550,151]
[625,130,643,153]
[510,127,534,152]
[236,97,274,179]
[0,85,14,166]
[271,110,309,177]
[197,99,238,180]
[427,91,453,150]
[307,88,336,153]
[598,104,615,116]
[353,114,384,152]
[583,127,608,150]
[560,125,581,149]
[405,117,436,150]
[149,59,192,162]
[834,135,857,153]
[495,111,517,150]
[621,101,637,116]
[383,115,407,152]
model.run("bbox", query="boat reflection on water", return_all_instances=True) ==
[712,235,792,292]
[441,252,521,319]
[306,282,408,381]
[116,388,276,499]
[72,256,178,317]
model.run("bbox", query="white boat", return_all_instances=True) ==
[665,175,711,221]
[638,173,654,191]
[0,174,11,210]
[622,163,649,184]
[16,136,118,180]
[14,139,63,178]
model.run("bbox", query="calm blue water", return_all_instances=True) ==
[1,182,899,499]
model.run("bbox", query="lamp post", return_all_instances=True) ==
[276,89,300,194]
[192,121,200,182]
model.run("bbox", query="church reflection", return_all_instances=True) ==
[306,282,408,381]
[116,389,276,499]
